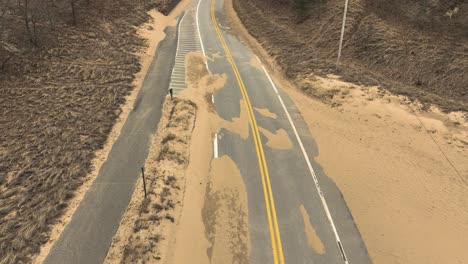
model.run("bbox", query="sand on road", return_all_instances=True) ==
[225,0,468,263]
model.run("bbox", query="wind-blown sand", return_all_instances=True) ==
[258,127,292,150]
[203,155,250,263]
[166,52,252,264]
[286,79,468,264]
[255,107,278,119]
[299,204,325,255]
[108,51,252,263]
[225,0,468,263]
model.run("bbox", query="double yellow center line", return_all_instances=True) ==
[209,0,284,263]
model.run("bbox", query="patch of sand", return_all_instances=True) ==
[170,0,192,18]
[215,100,250,139]
[287,81,468,264]
[225,0,468,263]
[299,205,325,255]
[255,107,278,119]
[106,50,233,263]
[163,55,218,264]
[203,155,250,263]
[164,52,252,264]
[258,127,292,150]
[249,55,263,70]
[207,51,223,61]
[32,6,185,263]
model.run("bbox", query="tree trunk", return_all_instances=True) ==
[71,0,76,25]
[21,0,35,45]
[31,13,38,46]
[46,0,55,30]
[1,56,11,70]
[1,0,11,17]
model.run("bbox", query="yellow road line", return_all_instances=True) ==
[210,0,285,263]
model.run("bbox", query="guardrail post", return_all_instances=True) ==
[141,166,147,198]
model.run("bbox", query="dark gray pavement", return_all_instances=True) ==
[198,0,373,263]
[44,22,180,264]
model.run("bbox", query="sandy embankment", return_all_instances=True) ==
[33,2,190,263]
[225,0,468,263]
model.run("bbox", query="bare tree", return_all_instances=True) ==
[18,0,38,46]
[1,0,11,17]
[30,7,38,45]
[71,0,76,25]
[45,0,55,30]
[16,0,51,46]
[1,54,11,70]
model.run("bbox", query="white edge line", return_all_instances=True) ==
[197,0,220,158]
[213,133,218,158]
[196,0,208,68]
[255,55,261,63]
[262,65,279,94]
[260,64,349,264]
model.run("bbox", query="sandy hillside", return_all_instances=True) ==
[225,0,468,263]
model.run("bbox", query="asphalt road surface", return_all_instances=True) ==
[44,0,372,263]
[197,0,372,263]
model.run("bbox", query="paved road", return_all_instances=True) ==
[197,0,373,263]
[44,0,372,262]
[44,23,179,264]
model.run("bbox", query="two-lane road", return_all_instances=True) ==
[197,0,372,262]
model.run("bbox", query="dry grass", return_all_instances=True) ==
[233,0,467,112]
[0,0,179,263]
[109,98,197,263]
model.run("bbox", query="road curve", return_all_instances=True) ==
[196,0,373,263]
[42,0,372,262]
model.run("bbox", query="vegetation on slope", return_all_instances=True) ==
[234,0,467,111]
[0,0,178,263]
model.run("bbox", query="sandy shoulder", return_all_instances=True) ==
[286,78,468,264]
